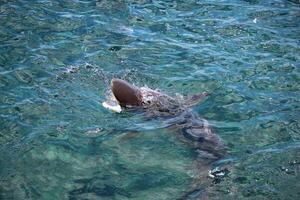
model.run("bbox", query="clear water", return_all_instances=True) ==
[0,0,299,199]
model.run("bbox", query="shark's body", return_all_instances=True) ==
[108,78,227,160]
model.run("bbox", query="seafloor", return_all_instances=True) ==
[0,1,299,199]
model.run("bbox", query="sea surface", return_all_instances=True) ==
[0,0,299,199]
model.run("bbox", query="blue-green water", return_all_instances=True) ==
[0,0,300,199]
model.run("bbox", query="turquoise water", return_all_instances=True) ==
[0,0,300,199]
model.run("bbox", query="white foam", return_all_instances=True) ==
[102,101,122,113]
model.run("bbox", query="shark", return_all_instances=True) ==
[103,78,227,161]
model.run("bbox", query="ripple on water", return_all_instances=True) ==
[0,0,299,199]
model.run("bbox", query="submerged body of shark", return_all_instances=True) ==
[66,78,230,200]
[105,78,227,161]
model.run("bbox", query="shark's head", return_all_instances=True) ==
[111,78,142,107]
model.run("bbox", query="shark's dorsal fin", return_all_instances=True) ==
[111,78,142,107]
